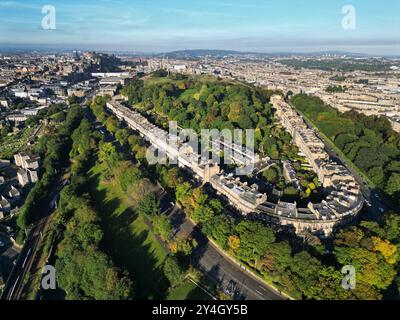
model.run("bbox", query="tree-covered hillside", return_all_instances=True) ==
[121,75,297,157]
[122,75,279,129]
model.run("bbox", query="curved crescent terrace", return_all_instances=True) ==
[106,94,364,237]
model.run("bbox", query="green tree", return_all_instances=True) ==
[385,173,400,196]
[307,266,351,300]
[115,128,129,146]
[175,182,192,205]
[262,167,278,183]
[163,255,185,288]
[99,142,121,168]
[136,193,160,217]
[202,215,233,249]
[334,228,397,299]
[235,221,275,265]
[56,199,133,300]
[113,161,143,191]
[153,214,173,241]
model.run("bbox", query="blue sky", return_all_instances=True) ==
[0,0,399,54]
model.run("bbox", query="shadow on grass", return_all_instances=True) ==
[185,284,211,300]
[89,172,169,299]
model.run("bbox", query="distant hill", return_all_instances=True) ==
[307,50,366,57]
[158,49,371,59]
[160,49,253,58]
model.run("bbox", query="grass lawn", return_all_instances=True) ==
[167,280,211,300]
[89,162,169,299]
[144,77,174,87]
[0,126,34,159]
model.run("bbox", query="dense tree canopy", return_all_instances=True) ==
[121,75,282,152]
[56,199,133,300]
[53,117,134,300]
[17,105,84,230]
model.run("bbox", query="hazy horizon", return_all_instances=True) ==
[0,45,399,58]
[0,0,399,55]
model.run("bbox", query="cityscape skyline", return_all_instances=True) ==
[0,0,399,55]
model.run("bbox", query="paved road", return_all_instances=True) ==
[143,178,284,300]
[194,241,284,300]
[168,206,285,300]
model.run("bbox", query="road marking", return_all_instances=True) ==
[200,253,272,300]
[9,275,20,299]
[22,248,32,269]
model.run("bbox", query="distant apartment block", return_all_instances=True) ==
[27,168,38,183]
[0,196,11,214]
[14,153,40,186]
[14,153,40,170]
[17,170,30,187]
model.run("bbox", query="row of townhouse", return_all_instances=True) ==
[105,96,362,236]
[105,99,257,181]
[270,95,364,235]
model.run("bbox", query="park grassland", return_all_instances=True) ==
[144,76,174,87]
[88,161,208,300]
[166,280,210,300]
[0,126,34,159]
